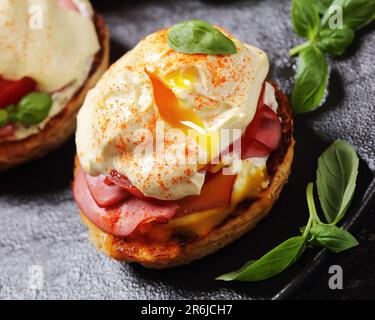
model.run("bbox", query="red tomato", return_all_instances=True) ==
[177,170,236,214]
[0,76,36,109]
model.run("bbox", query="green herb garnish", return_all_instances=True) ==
[16,92,52,126]
[289,0,375,114]
[167,20,237,55]
[0,109,9,127]
[317,140,359,224]
[217,140,359,282]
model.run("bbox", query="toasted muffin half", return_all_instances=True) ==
[75,84,294,269]
[0,15,109,173]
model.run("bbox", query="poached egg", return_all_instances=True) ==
[76,27,271,201]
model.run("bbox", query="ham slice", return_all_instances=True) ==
[73,166,177,237]
[0,124,15,140]
[85,173,130,207]
[241,105,281,159]
[251,106,281,150]
[242,139,270,159]
[59,0,79,12]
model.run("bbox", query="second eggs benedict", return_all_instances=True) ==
[0,0,109,171]
[73,20,295,268]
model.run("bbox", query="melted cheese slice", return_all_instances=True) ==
[152,159,270,238]
[0,0,100,92]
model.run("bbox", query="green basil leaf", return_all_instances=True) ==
[167,20,237,55]
[316,140,359,224]
[322,0,375,30]
[216,236,306,282]
[316,25,355,55]
[291,0,320,39]
[291,46,328,114]
[0,109,9,127]
[313,0,335,14]
[310,224,359,252]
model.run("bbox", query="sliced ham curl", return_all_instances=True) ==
[73,166,177,237]
[85,174,130,207]
[241,105,281,159]
[240,81,281,159]
[59,0,79,11]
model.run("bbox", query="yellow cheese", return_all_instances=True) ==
[168,207,232,237]
[231,159,269,207]
[153,159,269,238]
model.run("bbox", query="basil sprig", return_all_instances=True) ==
[313,0,335,14]
[321,0,375,30]
[167,20,237,55]
[291,0,320,39]
[289,0,375,114]
[217,140,359,282]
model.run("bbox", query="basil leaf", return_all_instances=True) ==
[313,0,335,14]
[292,46,328,114]
[310,224,359,252]
[0,109,9,127]
[316,140,359,224]
[167,20,237,55]
[322,0,375,30]
[216,236,306,282]
[291,0,320,40]
[316,25,355,55]
[17,92,53,126]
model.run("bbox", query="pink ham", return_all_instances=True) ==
[251,106,281,150]
[85,173,130,207]
[73,166,177,237]
[59,0,79,11]
[241,105,281,159]
[0,124,15,140]
[241,139,270,159]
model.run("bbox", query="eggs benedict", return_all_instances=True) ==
[73,20,294,268]
[0,0,109,171]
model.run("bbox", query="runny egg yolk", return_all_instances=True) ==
[147,70,203,131]
[147,69,220,165]
[165,68,197,90]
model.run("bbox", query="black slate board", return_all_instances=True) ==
[0,0,374,300]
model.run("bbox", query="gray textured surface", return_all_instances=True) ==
[0,0,374,300]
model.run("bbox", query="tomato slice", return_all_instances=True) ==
[177,170,236,214]
[106,170,148,200]
[0,76,36,109]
